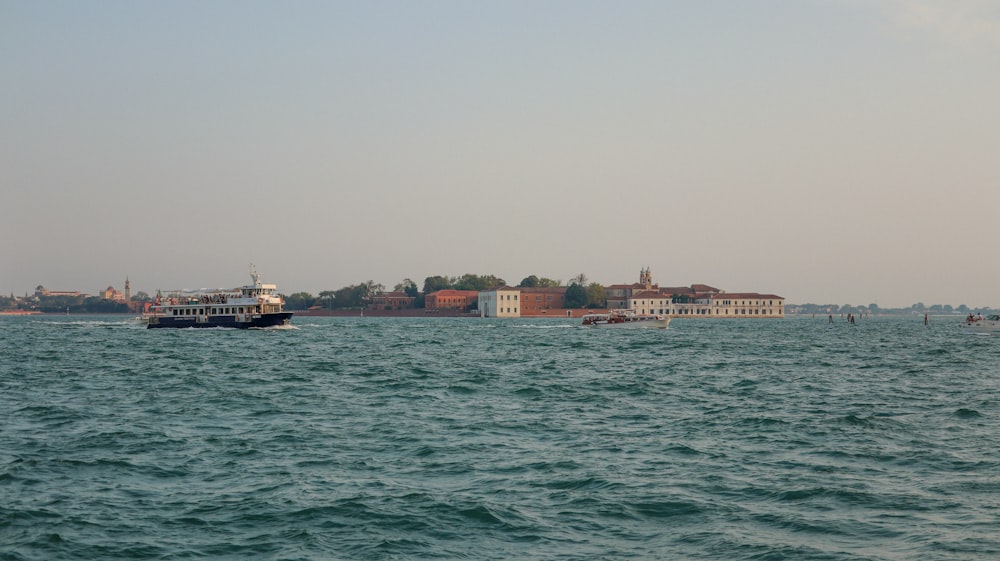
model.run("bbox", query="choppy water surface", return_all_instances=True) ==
[1,315,997,560]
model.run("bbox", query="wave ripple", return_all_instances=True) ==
[1,315,998,560]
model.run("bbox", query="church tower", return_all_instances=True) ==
[124,277,131,304]
[640,267,653,290]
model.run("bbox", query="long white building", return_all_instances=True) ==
[628,291,784,318]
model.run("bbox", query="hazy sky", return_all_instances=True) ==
[3,0,998,307]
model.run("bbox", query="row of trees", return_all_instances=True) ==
[0,272,609,312]
[2,294,131,314]
[278,273,609,311]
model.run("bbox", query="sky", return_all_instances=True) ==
[2,0,999,308]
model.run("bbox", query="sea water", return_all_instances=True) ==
[1,315,997,560]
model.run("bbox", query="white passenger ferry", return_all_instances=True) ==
[146,270,293,329]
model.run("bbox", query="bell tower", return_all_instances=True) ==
[124,277,131,304]
[640,267,653,290]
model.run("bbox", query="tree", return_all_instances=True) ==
[81,296,128,314]
[35,293,85,313]
[361,281,384,304]
[518,275,560,288]
[318,290,337,309]
[133,291,151,302]
[564,283,587,308]
[518,275,540,288]
[332,284,367,309]
[585,283,606,308]
[571,273,588,286]
[423,275,454,294]
[282,292,317,310]
[453,273,506,291]
[394,278,418,297]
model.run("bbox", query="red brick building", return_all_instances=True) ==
[425,290,479,310]
[518,287,567,315]
[370,291,416,311]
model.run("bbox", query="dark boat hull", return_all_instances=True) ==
[147,312,293,329]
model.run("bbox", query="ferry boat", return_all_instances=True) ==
[581,309,671,328]
[146,270,293,329]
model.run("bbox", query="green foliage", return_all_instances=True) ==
[34,295,85,313]
[585,283,606,308]
[82,297,129,313]
[564,283,587,308]
[25,294,128,313]
[282,292,317,310]
[318,290,337,309]
[518,275,560,288]
[332,284,367,309]
[453,274,505,291]
[424,273,505,293]
[422,276,453,294]
[518,275,539,288]
[361,280,385,302]
[394,278,419,297]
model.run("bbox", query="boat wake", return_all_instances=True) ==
[252,324,299,331]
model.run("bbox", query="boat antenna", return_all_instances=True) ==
[250,262,261,286]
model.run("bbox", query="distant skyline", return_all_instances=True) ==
[3,1,999,308]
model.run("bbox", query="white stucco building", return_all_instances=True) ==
[627,292,785,318]
[479,287,521,318]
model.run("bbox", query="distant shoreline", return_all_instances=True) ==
[296,308,596,318]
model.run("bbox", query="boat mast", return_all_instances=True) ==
[250,262,261,287]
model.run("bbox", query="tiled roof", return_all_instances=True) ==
[631,290,670,299]
[429,290,480,297]
[691,284,720,293]
[710,293,784,300]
